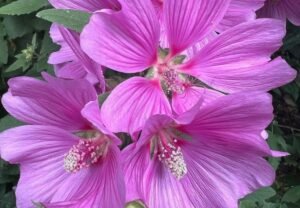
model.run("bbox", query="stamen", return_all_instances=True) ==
[153,131,188,180]
[64,138,108,173]
[158,141,187,179]
[161,68,185,94]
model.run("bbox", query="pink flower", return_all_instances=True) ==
[257,0,300,26]
[123,92,286,207]
[0,73,125,207]
[48,24,106,93]
[81,0,296,134]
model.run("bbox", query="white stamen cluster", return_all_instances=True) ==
[158,141,187,179]
[64,139,104,173]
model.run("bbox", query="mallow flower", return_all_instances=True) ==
[49,24,106,92]
[257,0,300,26]
[123,91,287,208]
[0,73,125,207]
[81,0,297,134]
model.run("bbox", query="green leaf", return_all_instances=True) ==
[3,15,34,38]
[0,115,23,132]
[243,187,276,202]
[0,36,8,64]
[282,186,300,203]
[0,0,48,15]
[36,9,91,32]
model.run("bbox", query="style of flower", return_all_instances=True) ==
[123,92,287,208]
[81,0,296,134]
[257,0,300,26]
[0,73,125,207]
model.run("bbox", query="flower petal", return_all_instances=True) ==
[217,0,265,32]
[57,26,106,92]
[179,140,275,208]
[54,61,87,80]
[163,0,231,55]
[81,0,160,73]
[101,77,172,134]
[182,19,296,93]
[48,0,120,12]
[0,125,125,207]
[257,0,300,26]
[3,74,96,130]
[180,92,274,156]
[172,86,223,114]
[81,100,121,145]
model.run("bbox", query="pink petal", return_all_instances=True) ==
[48,0,120,12]
[180,92,274,156]
[172,86,223,115]
[101,77,172,134]
[182,19,296,93]
[81,101,121,145]
[0,126,125,207]
[81,0,160,73]
[3,74,96,131]
[163,0,231,55]
[54,61,87,80]
[217,0,265,32]
[48,44,76,64]
[257,0,300,26]
[180,140,275,207]
[57,26,106,92]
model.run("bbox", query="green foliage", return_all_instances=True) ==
[0,0,48,15]
[0,1,299,208]
[36,9,91,32]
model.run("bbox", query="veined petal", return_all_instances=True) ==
[81,101,121,145]
[54,61,87,80]
[101,77,172,134]
[81,0,160,73]
[182,19,296,93]
[217,0,265,32]
[0,126,125,208]
[57,26,106,92]
[180,92,274,156]
[172,86,223,115]
[163,0,230,55]
[180,140,275,208]
[3,74,96,131]
[48,0,120,12]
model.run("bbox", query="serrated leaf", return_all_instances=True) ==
[282,186,300,203]
[36,9,91,32]
[0,0,48,15]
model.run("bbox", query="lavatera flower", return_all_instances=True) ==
[0,73,125,208]
[123,92,288,208]
[81,0,297,134]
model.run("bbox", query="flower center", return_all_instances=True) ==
[64,134,109,173]
[151,129,188,179]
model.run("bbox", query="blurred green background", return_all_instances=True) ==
[0,0,299,207]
